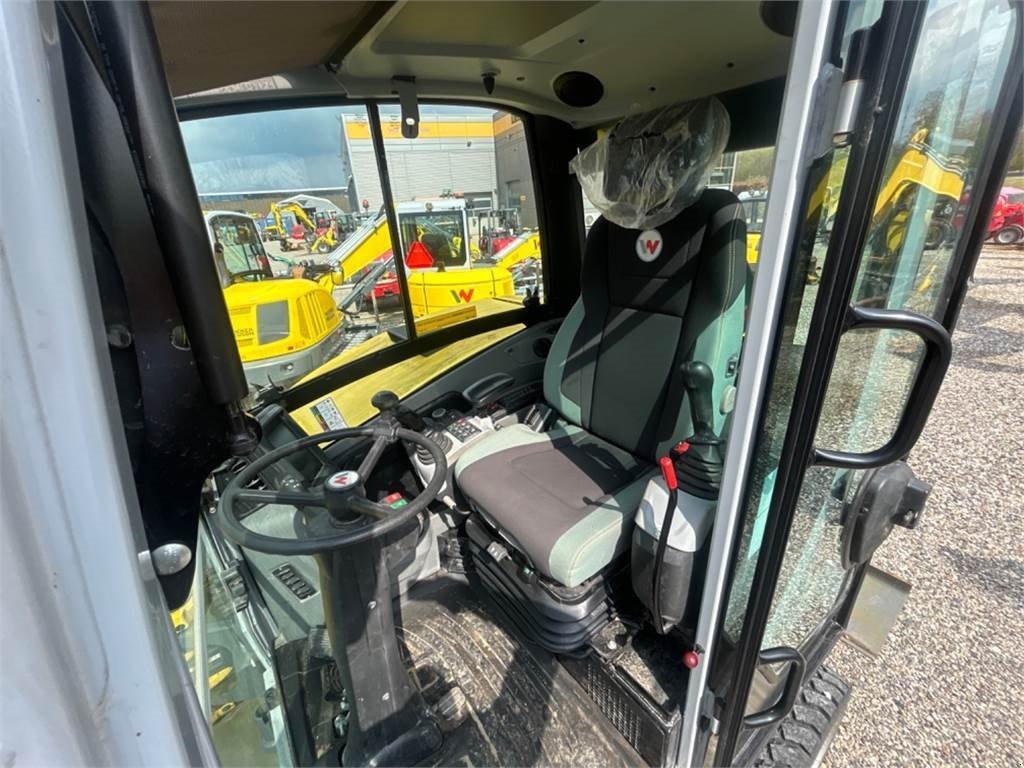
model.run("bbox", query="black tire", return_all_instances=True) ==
[752,666,851,768]
[994,225,1023,245]
[925,220,952,250]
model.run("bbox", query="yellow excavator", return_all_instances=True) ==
[323,199,541,317]
[268,201,340,254]
[857,128,967,302]
[206,211,346,388]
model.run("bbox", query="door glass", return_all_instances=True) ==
[814,328,926,454]
[177,527,294,767]
[380,106,545,329]
[722,148,851,642]
[851,0,1018,317]
[724,0,1019,666]
[180,104,408,392]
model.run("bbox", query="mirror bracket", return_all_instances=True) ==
[391,76,419,139]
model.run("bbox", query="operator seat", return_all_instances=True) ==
[455,188,747,593]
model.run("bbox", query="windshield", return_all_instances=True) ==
[180,102,546,399]
[209,214,265,282]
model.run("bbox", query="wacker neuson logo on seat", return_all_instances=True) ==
[636,229,663,262]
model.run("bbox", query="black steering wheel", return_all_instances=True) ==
[217,424,447,555]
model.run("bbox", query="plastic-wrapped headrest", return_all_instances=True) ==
[570,98,730,230]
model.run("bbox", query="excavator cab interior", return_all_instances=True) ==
[19,0,1020,766]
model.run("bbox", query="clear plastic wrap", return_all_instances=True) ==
[570,98,730,230]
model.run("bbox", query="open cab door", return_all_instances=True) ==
[681,0,1022,764]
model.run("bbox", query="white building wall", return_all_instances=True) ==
[344,114,497,213]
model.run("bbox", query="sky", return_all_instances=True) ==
[181,104,497,195]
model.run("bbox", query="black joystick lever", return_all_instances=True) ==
[674,361,724,500]
[680,361,717,442]
[371,390,425,431]
[371,390,400,414]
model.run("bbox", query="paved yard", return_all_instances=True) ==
[825,246,1024,766]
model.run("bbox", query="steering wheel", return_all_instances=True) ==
[216,424,447,555]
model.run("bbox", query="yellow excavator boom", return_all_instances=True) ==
[328,213,393,281]
[873,129,965,217]
[493,231,542,271]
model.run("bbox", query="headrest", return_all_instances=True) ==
[570,98,730,230]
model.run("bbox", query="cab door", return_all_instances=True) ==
[688,0,1021,763]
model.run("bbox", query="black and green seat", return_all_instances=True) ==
[456,188,747,593]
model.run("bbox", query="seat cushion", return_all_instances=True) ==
[455,423,655,587]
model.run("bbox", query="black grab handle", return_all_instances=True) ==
[813,305,952,469]
[743,646,806,728]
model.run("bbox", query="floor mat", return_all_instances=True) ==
[396,576,639,767]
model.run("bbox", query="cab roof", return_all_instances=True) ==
[154,1,792,128]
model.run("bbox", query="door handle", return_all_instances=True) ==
[814,305,952,469]
[743,646,806,728]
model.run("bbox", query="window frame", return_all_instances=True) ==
[177,95,564,410]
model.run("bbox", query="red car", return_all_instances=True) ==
[988,186,1024,244]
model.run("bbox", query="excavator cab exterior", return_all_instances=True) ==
[205,211,345,388]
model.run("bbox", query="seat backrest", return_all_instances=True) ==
[544,188,747,461]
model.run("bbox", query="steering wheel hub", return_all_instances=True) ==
[326,470,361,489]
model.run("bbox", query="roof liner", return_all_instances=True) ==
[150,1,389,96]
[158,1,792,130]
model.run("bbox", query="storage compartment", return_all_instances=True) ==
[631,528,698,630]
[631,476,714,632]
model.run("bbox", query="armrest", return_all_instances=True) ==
[462,373,516,409]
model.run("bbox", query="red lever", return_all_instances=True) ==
[659,456,678,491]
[682,650,700,669]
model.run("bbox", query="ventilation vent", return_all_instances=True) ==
[272,563,317,600]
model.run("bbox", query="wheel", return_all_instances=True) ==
[752,665,851,768]
[994,225,1023,244]
[924,220,953,249]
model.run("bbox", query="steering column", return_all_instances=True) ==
[217,394,446,766]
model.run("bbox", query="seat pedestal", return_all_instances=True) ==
[465,518,622,653]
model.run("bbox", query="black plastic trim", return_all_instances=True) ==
[88,1,248,405]
[367,102,418,343]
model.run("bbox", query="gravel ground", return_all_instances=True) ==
[824,245,1024,767]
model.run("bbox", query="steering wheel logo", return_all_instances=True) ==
[327,471,360,489]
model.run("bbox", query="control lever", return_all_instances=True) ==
[680,361,716,442]
[673,361,724,500]
[371,390,425,432]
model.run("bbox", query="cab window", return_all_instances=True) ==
[180,102,546,421]
[181,104,409,392]
[379,105,545,323]
[210,214,266,279]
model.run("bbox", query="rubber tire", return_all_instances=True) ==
[994,225,1023,245]
[753,666,851,768]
